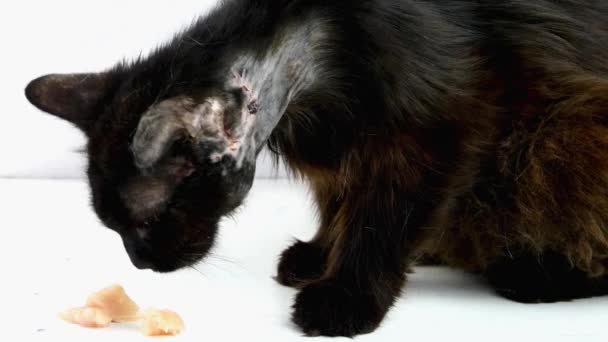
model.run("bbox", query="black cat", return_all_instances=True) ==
[25,0,608,337]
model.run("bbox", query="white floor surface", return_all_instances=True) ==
[1,178,607,341]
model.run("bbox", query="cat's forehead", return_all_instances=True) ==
[88,90,150,149]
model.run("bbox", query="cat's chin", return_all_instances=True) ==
[146,263,190,274]
[128,255,199,274]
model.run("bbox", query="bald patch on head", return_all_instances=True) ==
[131,84,258,175]
[120,156,194,223]
[120,177,172,222]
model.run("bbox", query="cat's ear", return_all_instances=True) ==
[131,94,251,173]
[25,73,118,132]
[131,97,199,172]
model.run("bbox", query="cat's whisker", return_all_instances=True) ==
[182,252,242,271]
[187,265,208,279]
[208,252,238,265]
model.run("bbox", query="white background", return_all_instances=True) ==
[1,1,607,341]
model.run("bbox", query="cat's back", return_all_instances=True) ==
[429,1,608,274]
[476,0,608,76]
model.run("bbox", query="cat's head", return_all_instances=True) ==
[25,70,256,272]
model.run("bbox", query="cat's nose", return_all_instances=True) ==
[129,252,154,270]
[122,236,153,270]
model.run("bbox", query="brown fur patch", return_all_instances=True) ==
[429,67,608,276]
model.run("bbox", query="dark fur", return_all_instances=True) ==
[25,0,608,337]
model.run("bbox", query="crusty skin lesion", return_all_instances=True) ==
[131,19,328,179]
[131,82,257,174]
[127,86,259,222]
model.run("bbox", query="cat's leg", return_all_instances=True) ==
[276,233,331,288]
[290,186,430,337]
[485,250,608,303]
[276,179,341,288]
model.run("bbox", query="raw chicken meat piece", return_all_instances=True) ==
[60,306,112,328]
[140,309,185,336]
[85,284,140,322]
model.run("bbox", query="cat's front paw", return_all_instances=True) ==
[292,280,386,337]
[276,240,325,288]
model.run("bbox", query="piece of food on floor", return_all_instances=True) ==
[60,306,112,328]
[85,284,140,322]
[60,284,184,336]
[140,309,185,336]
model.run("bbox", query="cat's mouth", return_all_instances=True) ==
[116,210,218,273]
[122,239,190,272]
[121,232,212,273]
